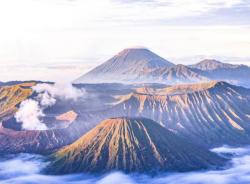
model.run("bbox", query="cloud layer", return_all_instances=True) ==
[1,146,250,184]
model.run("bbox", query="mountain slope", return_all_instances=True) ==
[74,48,175,83]
[110,81,250,147]
[0,82,35,121]
[0,121,84,154]
[150,64,208,83]
[0,82,86,154]
[48,117,225,174]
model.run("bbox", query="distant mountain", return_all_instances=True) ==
[189,59,238,71]
[74,48,175,83]
[190,60,250,87]
[0,80,52,87]
[47,117,225,174]
[74,48,250,86]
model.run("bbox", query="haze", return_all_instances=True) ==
[0,0,250,81]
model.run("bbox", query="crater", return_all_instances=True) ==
[2,110,78,131]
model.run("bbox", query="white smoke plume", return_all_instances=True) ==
[33,83,85,101]
[15,99,47,130]
[37,91,56,107]
[15,83,85,130]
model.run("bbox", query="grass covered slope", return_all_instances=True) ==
[48,117,226,174]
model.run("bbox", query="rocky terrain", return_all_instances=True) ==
[1,80,250,155]
[111,81,250,147]
[48,117,226,174]
[0,121,83,154]
[0,82,84,154]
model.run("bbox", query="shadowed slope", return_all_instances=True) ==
[48,117,226,174]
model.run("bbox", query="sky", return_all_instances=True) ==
[0,0,250,82]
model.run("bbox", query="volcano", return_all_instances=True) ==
[74,48,250,86]
[48,117,225,174]
[74,48,175,83]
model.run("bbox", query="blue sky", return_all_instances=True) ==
[0,0,250,81]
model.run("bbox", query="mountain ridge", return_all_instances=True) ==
[190,59,243,71]
[110,81,250,147]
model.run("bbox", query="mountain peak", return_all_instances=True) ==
[191,59,236,71]
[47,117,226,174]
[199,59,222,64]
[117,47,149,55]
[74,48,175,83]
[115,47,165,62]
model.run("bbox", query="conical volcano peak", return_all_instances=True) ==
[98,117,162,131]
[113,47,174,66]
[116,47,151,56]
[48,117,226,174]
[74,47,175,83]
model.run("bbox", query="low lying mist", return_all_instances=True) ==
[1,146,250,184]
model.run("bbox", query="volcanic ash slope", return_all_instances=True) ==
[47,117,226,174]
